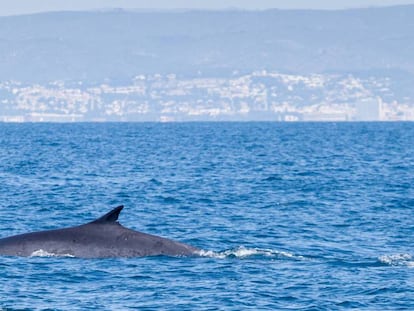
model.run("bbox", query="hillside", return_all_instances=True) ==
[1,6,414,82]
[1,7,414,121]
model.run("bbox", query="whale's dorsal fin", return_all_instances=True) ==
[91,205,124,224]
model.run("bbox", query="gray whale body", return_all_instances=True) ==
[0,205,199,258]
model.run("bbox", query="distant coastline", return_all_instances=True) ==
[1,71,413,122]
[1,7,413,122]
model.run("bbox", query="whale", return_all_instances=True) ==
[0,205,200,258]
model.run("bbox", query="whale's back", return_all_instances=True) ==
[0,206,199,258]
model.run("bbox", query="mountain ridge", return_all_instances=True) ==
[1,6,413,82]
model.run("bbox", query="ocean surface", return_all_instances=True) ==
[0,122,413,310]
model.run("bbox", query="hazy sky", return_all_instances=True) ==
[2,0,414,16]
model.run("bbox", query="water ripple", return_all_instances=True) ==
[1,122,414,310]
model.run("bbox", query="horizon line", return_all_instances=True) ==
[1,4,414,18]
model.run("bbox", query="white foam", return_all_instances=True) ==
[30,249,75,258]
[197,246,303,260]
[378,254,414,267]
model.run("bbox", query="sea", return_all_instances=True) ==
[0,122,413,310]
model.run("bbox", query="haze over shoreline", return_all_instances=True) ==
[2,0,414,16]
[1,6,413,121]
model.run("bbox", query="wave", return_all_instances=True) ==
[28,247,300,260]
[197,246,305,260]
[378,254,414,267]
[30,249,75,258]
[28,247,413,267]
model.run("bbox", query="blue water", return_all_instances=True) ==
[0,122,414,310]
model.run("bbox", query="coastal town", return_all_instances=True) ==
[1,71,413,122]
